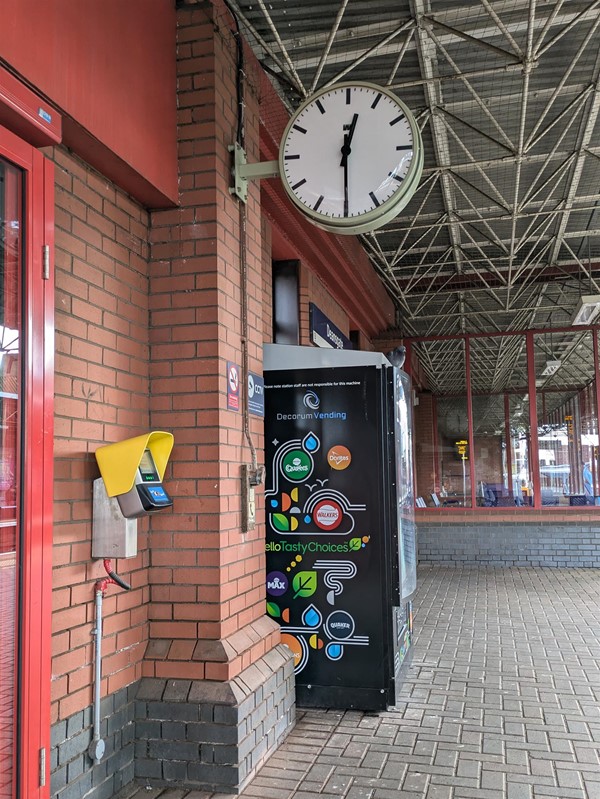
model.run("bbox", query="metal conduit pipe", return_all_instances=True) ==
[88,559,130,763]
[88,587,106,763]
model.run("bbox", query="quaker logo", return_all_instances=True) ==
[303,391,320,410]
[325,610,355,640]
[266,571,288,597]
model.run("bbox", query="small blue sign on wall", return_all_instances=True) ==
[248,372,264,416]
[309,303,353,350]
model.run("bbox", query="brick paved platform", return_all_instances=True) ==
[114,566,600,799]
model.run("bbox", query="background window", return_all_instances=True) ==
[534,331,598,506]
[470,336,531,508]
[413,339,470,507]
[411,329,600,512]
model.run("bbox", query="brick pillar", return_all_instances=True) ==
[135,1,294,791]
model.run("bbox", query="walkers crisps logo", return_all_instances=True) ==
[313,499,343,530]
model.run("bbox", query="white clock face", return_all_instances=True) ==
[278,82,422,234]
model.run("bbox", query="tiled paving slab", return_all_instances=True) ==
[114,566,600,798]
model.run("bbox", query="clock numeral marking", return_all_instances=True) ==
[389,114,406,126]
[346,87,351,104]
[371,93,382,109]
[313,195,324,212]
[316,99,326,114]
[293,124,307,134]
[292,178,307,190]
[369,192,380,208]
[284,154,300,160]
[396,144,412,151]
[391,173,404,183]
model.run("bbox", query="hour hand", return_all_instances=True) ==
[340,113,359,167]
[340,136,351,168]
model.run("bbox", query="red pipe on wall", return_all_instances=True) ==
[94,559,130,595]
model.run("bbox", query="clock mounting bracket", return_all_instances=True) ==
[229,142,280,203]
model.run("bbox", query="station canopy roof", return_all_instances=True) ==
[230,0,600,406]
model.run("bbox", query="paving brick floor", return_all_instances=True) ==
[117,566,600,799]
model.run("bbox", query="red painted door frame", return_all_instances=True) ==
[0,125,54,799]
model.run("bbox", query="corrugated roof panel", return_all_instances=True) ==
[232,0,600,388]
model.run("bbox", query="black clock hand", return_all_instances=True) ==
[343,134,349,216]
[341,113,358,216]
[340,113,359,167]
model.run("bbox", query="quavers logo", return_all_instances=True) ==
[282,450,312,481]
[327,445,352,470]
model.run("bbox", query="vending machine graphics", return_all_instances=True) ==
[264,345,417,711]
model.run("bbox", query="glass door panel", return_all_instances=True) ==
[0,158,22,799]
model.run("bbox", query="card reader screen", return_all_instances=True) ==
[139,449,160,481]
[146,485,170,504]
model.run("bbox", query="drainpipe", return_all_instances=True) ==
[88,559,130,763]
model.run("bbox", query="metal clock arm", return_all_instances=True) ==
[229,142,280,203]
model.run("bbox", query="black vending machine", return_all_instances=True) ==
[263,344,417,711]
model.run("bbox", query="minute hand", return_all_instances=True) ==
[341,113,359,217]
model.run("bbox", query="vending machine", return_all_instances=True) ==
[263,344,417,711]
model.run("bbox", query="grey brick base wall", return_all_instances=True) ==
[51,684,136,799]
[50,645,295,798]
[135,644,295,793]
[418,521,600,566]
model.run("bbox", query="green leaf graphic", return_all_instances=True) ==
[349,538,362,551]
[292,571,317,598]
[271,513,290,531]
[266,601,281,618]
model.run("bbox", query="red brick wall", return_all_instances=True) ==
[261,219,273,342]
[51,147,152,723]
[48,0,282,726]
[48,0,402,729]
[142,1,278,683]
[299,268,352,346]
